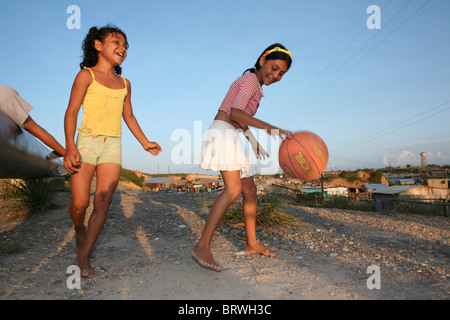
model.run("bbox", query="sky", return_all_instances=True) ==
[1,0,449,175]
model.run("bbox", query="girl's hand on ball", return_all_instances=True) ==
[279,129,293,140]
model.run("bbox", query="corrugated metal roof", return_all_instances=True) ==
[144,177,173,184]
[369,185,422,195]
[301,189,322,193]
[363,184,389,190]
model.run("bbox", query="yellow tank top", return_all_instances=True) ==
[78,67,128,137]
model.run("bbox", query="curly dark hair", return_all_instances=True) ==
[244,43,292,75]
[80,24,128,76]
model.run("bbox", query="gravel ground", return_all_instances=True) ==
[0,183,449,300]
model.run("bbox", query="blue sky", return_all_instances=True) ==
[1,0,449,174]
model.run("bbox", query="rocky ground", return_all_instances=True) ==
[0,182,449,301]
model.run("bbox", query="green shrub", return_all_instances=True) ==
[323,196,351,210]
[223,194,296,227]
[120,168,145,187]
[0,244,26,256]
[5,179,56,214]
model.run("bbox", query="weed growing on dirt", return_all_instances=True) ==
[222,194,297,227]
[0,243,26,256]
[3,179,56,214]
[323,196,351,210]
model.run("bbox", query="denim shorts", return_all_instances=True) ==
[76,133,122,166]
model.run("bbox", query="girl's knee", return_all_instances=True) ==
[93,191,113,212]
[70,199,89,215]
[242,182,257,198]
[224,185,242,200]
[69,201,88,227]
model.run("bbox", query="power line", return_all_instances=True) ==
[278,0,432,125]
[276,0,400,124]
[273,1,392,124]
[332,99,450,154]
[310,0,433,112]
[279,0,408,124]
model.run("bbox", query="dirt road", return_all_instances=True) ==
[1,183,449,301]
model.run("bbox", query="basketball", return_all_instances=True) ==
[278,131,329,181]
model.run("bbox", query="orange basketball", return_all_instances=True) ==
[279,131,329,181]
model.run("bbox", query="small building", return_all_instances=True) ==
[143,177,175,190]
[421,169,448,179]
[424,178,449,190]
[296,186,348,199]
[325,186,349,197]
[195,177,223,189]
[370,185,449,212]
[348,187,363,201]
[362,184,389,200]
[362,184,389,191]
[386,178,417,186]
[398,178,415,185]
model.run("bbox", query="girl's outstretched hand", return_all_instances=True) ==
[64,146,81,174]
[279,128,294,141]
[267,127,293,141]
[143,141,162,156]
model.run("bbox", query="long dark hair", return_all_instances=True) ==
[244,43,292,75]
[80,24,128,76]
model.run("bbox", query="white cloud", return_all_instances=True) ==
[424,151,447,165]
[383,150,449,167]
[383,150,418,167]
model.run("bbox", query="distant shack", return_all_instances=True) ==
[142,175,223,192]
[361,184,389,200]
[370,185,449,215]
[143,177,178,191]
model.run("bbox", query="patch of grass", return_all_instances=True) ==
[397,201,447,216]
[196,199,213,209]
[1,183,17,200]
[4,179,56,214]
[223,194,297,227]
[120,168,145,187]
[0,244,26,256]
[323,196,351,210]
[295,193,321,207]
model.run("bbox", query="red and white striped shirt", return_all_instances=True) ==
[218,72,264,121]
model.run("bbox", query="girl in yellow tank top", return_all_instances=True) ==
[63,25,162,278]
[78,66,127,137]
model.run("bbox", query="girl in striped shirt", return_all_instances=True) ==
[193,44,293,271]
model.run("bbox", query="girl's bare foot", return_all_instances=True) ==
[191,245,222,272]
[245,242,276,257]
[76,256,97,278]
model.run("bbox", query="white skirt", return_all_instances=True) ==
[200,120,256,178]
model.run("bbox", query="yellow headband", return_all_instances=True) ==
[263,47,292,60]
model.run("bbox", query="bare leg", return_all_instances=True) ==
[192,170,242,271]
[69,163,120,278]
[68,162,95,277]
[241,177,276,257]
